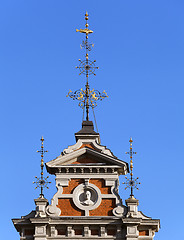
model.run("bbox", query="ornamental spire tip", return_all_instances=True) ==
[123,138,140,198]
[33,136,51,197]
[67,12,108,122]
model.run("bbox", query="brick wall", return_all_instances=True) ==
[89,199,116,216]
[57,229,66,235]
[91,229,99,235]
[73,157,99,164]
[139,230,149,236]
[90,179,111,194]
[57,198,85,216]
[79,143,96,150]
[107,229,116,235]
[62,179,83,194]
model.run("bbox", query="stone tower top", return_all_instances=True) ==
[75,120,100,143]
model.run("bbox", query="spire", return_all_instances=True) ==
[33,136,51,197]
[67,12,108,122]
[123,137,140,198]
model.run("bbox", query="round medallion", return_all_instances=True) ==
[73,183,102,211]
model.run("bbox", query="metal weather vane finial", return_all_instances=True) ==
[67,12,108,121]
[123,137,140,198]
[76,12,97,78]
[33,136,51,197]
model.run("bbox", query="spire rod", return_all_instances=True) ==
[33,136,51,197]
[67,12,108,122]
[76,12,93,121]
[123,137,140,198]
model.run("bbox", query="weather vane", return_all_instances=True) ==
[67,12,108,121]
[33,136,51,197]
[123,137,140,198]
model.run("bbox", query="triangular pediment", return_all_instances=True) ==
[46,147,128,175]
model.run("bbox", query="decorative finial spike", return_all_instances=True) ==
[68,13,108,122]
[123,138,140,197]
[33,136,51,197]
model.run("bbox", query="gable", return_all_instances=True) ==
[72,156,99,164]
[79,143,96,150]
[62,138,116,157]
[46,147,129,175]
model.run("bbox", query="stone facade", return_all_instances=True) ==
[12,121,160,240]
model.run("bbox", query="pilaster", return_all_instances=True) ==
[100,225,106,237]
[67,225,74,237]
[50,226,57,237]
[34,225,47,240]
[84,226,90,237]
[126,225,139,240]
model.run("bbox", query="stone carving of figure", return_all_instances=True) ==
[81,190,94,206]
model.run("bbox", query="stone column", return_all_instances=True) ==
[67,226,74,237]
[116,225,122,238]
[100,225,106,237]
[50,226,57,237]
[84,226,90,237]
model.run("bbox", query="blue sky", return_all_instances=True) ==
[0,1,184,239]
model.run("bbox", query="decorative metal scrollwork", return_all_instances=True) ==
[67,12,108,121]
[67,89,108,109]
[123,176,140,190]
[80,40,94,51]
[76,59,98,76]
[33,176,51,190]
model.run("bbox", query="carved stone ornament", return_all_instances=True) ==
[73,183,102,212]
[46,205,61,216]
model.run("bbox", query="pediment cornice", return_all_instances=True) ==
[46,147,128,175]
[62,138,116,157]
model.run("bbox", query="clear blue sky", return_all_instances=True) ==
[1,1,183,239]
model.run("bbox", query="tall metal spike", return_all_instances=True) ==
[67,12,108,121]
[123,138,140,197]
[33,136,50,197]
